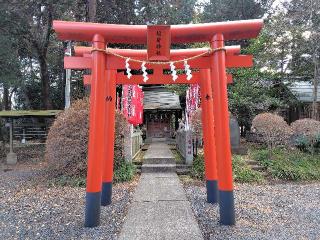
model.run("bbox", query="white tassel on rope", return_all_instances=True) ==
[184,60,192,80]
[141,61,149,83]
[170,62,178,81]
[125,58,132,79]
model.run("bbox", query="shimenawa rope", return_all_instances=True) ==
[90,47,226,65]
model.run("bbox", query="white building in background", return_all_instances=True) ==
[285,80,320,122]
[289,81,320,103]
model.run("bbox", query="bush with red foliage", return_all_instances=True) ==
[251,113,292,150]
[45,98,130,177]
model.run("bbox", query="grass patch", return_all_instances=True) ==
[48,175,87,188]
[232,155,264,183]
[190,153,263,183]
[171,149,184,164]
[190,154,205,180]
[250,147,320,181]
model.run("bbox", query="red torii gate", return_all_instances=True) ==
[53,19,263,228]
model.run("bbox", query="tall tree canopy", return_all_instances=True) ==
[0,0,319,126]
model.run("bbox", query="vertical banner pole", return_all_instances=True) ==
[101,70,117,206]
[85,34,106,227]
[65,41,72,109]
[210,34,235,225]
[200,69,219,203]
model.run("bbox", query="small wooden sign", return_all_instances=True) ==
[147,25,171,61]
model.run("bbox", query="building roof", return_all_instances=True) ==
[288,81,320,103]
[0,110,62,118]
[143,86,181,110]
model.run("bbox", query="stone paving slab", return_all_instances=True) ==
[143,142,175,161]
[118,201,203,240]
[134,173,187,202]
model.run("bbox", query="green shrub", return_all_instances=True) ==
[313,134,320,151]
[114,161,136,183]
[190,154,205,180]
[190,153,264,183]
[291,118,320,154]
[294,135,310,152]
[250,147,320,181]
[294,134,320,154]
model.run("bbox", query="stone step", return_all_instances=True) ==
[232,146,248,155]
[141,145,149,151]
[176,164,191,170]
[136,164,190,174]
[169,145,176,150]
[251,165,267,171]
[141,164,176,173]
[133,162,143,166]
[176,168,190,175]
[176,164,191,175]
[143,157,176,164]
[246,160,259,166]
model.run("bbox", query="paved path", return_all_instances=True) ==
[119,142,203,240]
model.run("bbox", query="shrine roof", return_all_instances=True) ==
[143,87,181,110]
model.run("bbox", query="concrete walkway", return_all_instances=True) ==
[119,142,203,240]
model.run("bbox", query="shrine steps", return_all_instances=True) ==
[141,163,176,173]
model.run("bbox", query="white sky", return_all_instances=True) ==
[196,0,289,13]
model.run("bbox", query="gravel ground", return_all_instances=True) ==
[183,181,320,240]
[0,164,138,240]
[1,143,319,240]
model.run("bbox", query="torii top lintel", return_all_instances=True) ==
[53,19,263,43]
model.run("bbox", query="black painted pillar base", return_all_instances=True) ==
[85,192,101,227]
[206,180,218,203]
[101,182,112,206]
[219,190,235,225]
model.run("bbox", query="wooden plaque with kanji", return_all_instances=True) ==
[147,25,171,61]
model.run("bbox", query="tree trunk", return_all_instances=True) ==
[38,53,52,110]
[3,85,10,110]
[30,3,53,110]
[87,0,97,22]
[312,54,319,120]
